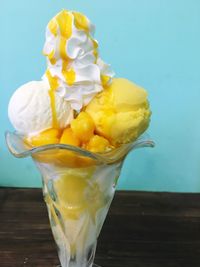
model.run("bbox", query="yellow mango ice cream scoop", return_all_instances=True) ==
[86,78,151,146]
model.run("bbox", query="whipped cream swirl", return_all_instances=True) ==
[43,10,114,111]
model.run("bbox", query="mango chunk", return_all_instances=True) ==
[71,112,95,142]
[26,128,61,147]
[85,135,110,153]
[60,127,81,147]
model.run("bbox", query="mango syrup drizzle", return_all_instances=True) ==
[46,11,75,128]
[72,12,109,86]
[45,70,59,128]
[46,18,57,65]
[73,11,99,65]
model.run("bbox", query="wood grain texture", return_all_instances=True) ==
[1,188,200,267]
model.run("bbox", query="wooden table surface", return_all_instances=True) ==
[1,188,200,267]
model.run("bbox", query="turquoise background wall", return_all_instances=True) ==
[0,0,200,191]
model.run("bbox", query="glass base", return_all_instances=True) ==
[56,265,101,267]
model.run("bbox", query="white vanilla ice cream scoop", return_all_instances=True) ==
[8,81,73,136]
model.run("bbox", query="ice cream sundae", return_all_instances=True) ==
[7,10,152,267]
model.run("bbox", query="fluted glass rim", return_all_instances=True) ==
[5,131,155,164]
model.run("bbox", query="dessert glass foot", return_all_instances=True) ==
[6,131,154,267]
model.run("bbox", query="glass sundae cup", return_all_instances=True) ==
[6,131,154,267]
